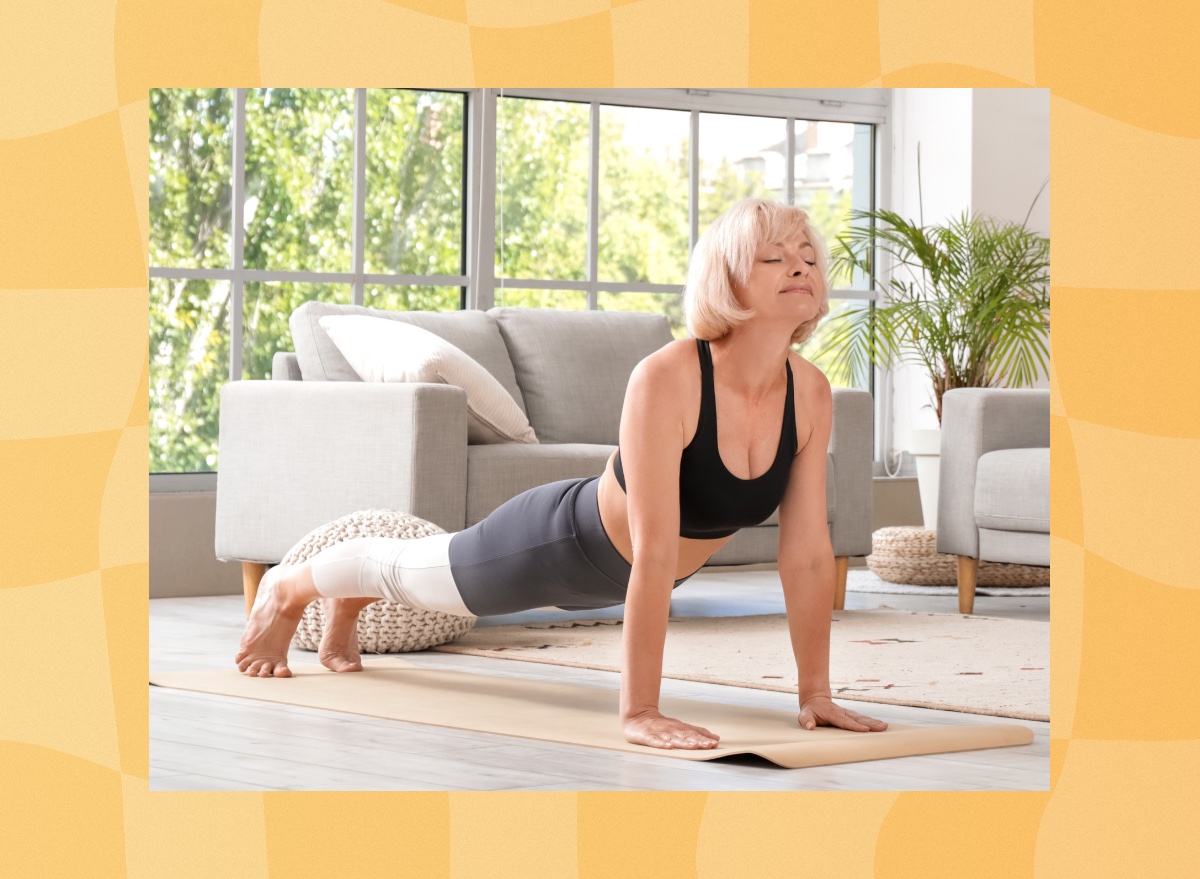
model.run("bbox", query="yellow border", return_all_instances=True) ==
[3,1,1198,875]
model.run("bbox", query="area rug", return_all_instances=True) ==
[846,568,1050,597]
[431,609,1048,722]
[149,659,1033,770]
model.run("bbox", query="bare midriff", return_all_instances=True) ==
[595,449,733,581]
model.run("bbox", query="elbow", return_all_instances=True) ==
[779,546,834,578]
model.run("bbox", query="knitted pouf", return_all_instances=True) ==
[866,526,1050,587]
[281,509,476,653]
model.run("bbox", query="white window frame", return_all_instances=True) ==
[150,87,892,491]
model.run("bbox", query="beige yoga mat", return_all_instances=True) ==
[150,658,1034,769]
[435,610,1049,722]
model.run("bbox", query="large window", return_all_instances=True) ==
[150,88,883,477]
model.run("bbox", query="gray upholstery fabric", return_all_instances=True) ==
[827,389,873,557]
[708,525,781,566]
[466,444,613,526]
[271,352,302,381]
[974,448,1049,533]
[289,301,528,414]
[978,528,1049,567]
[936,388,1050,559]
[214,380,468,562]
[488,307,673,444]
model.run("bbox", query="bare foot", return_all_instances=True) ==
[317,597,380,672]
[234,564,309,677]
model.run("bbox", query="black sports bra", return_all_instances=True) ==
[613,338,797,539]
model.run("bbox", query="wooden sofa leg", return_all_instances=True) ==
[833,556,848,611]
[242,562,268,618]
[957,556,979,615]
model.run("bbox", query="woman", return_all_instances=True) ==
[235,197,888,750]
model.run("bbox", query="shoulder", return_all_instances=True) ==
[787,350,831,402]
[787,350,832,453]
[630,338,699,389]
[623,338,696,410]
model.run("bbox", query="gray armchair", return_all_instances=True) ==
[936,388,1050,613]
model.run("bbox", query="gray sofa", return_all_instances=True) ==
[215,302,875,614]
[936,388,1050,613]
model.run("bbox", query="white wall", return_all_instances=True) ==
[885,88,1050,466]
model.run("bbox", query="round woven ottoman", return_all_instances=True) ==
[866,526,1050,587]
[282,509,476,653]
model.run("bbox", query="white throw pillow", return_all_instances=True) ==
[318,315,538,445]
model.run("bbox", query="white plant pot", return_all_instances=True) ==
[909,427,942,532]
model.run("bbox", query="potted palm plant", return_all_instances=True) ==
[810,183,1050,531]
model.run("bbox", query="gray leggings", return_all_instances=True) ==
[307,475,696,617]
[450,475,696,615]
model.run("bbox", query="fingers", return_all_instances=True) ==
[626,719,720,750]
[831,710,886,732]
[799,705,889,732]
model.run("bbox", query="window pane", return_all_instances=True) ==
[698,113,788,235]
[365,90,466,277]
[150,277,231,473]
[149,88,233,270]
[797,298,871,390]
[794,121,873,289]
[365,285,461,312]
[242,282,351,379]
[244,88,355,273]
[496,97,589,281]
[599,106,689,285]
[598,291,687,339]
[494,288,587,310]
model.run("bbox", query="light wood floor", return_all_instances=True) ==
[150,570,1050,792]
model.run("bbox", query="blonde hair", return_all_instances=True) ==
[684,198,832,345]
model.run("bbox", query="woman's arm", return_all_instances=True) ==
[620,554,677,723]
[776,367,836,702]
[615,351,719,749]
[777,366,887,733]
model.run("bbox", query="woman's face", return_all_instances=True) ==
[733,233,825,325]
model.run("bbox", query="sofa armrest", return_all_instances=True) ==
[214,380,468,564]
[829,387,874,558]
[936,388,1050,558]
[271,352,302,381]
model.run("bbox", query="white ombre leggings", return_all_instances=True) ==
[309,532,475,617]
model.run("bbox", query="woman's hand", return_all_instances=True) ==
[623,709,720,750]
[798,695,888,732]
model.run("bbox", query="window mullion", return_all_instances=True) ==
[785,118,795,205]
[352,88,366,307]
[231,87,247,382]
[469,89,498,311]
[587,102,600,310]
[689,109,699,252]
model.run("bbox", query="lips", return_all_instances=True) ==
[782,285,812,294]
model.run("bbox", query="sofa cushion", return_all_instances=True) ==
[978,528,1049,566]
[488,307,673,444]
[319,315,538,445]
[290,301,527,414]
[974,447,1049,533]
[465,444,615,525]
